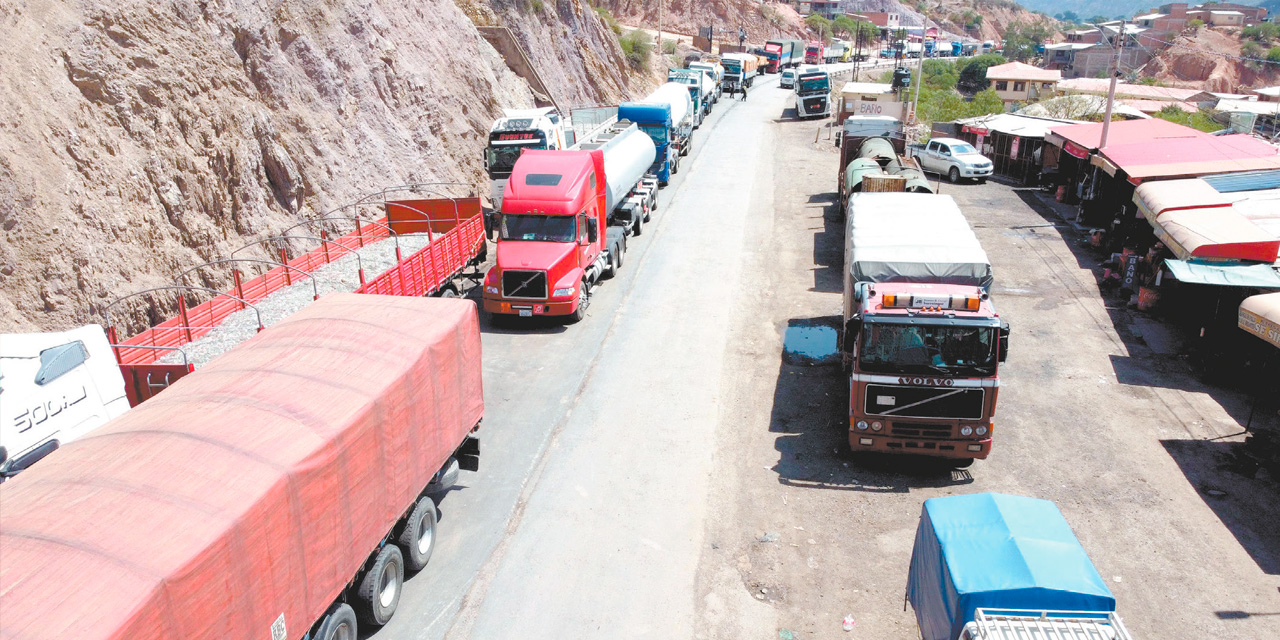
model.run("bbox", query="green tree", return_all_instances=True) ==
[805,14,833,43]
[618,29,651,71]
[1003,22,1051,62]
[968,89,1004,115]
[1056,11,1080,22]
[957,53,1007,94]
[832,14,858,38]
[1154,104,1222,133]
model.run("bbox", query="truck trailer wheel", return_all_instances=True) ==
[356,544,404,626]
[397,495,438,571]
[315,603,358,640]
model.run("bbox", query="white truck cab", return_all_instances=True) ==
[485,107,568,209]
[915,137,994,183]
[0,324,130,479]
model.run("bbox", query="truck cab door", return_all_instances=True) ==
[577,212,592,267]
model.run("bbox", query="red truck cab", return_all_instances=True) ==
[483,150,616,322]
[846,283,1007,462]
[805,41,824,65]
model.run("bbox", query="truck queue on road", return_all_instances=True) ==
[0,41,1150,640]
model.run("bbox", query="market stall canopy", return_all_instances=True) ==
[1094,133,1280,183]
[954,113,1082,139]
[1152,208,1280,262]
[1240,293,1280,348]
[1135,175,1280,263]
[906,493,1115,640]
[1165,260,1280,288]
[1046,118,1199,159]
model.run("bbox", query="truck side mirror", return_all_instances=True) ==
[843,317,862,353]
[586,218,598,244]
[0,440,59,481]
[998,319,1010,363]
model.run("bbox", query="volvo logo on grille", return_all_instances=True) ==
[898,377,954,387]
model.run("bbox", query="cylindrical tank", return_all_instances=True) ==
[599,125,657,212]
[646,82,693,127]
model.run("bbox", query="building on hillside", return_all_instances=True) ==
[1057,78,1215,105]
[1186,9,1245,27]
[1180,2,1267,24]
[1063,28,1103,44]
[1256,86,1280,103]
[1044,43,1094,72]
[859,12,901,29]
[808,0,841,19]
[1132,5,1188,36]
[1212,99,1280,137]
[985,62,1062,109]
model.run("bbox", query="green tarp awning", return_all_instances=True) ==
[1165,260,1280,289]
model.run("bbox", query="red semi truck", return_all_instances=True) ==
[0,293,483,640]
[482,120,657,323]
[804,41,825,65]
[841,193,1009,465]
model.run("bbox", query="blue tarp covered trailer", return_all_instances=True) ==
[906,493,1116,640]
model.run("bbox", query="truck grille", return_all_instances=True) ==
[890,422,954,439]
[803,97,826,112]
[864,384,984,420]
[501,270,547,299]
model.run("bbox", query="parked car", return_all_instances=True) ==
[780,68,797,89]
[910,137,993,183]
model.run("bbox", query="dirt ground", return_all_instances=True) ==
[693,104,1280,638]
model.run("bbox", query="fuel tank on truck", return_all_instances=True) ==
[645,82,692,127]
[575,122,656,213]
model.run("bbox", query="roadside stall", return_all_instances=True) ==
[1238,293,1280,477]
[951,113,1081,185]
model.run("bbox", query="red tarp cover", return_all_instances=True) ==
[0,293,483,640]
[1102,134,1280,182]
[1048,118,1200,152]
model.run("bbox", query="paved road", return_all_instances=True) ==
[370,75,786,640]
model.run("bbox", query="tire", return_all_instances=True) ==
[632,214,643,236]
[948,166,960,183]
[604,247,619,279]
[568,283,590,324]
[315,604,358,640]
[426,457,459,494]
[616,237,626,269]
[397,495,438,571]
[355,544,404,626]
[977,177,987,184]
[435,285,459,298]
[952,458,975,469]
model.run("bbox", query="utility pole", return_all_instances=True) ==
[911,26,926,124]
[1099,20,1124,149]
[657,0,663,53]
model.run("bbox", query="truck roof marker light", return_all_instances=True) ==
[949,295,981,311]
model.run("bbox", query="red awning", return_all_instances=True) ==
[1048,118,1200,152]
[1152,208,1280,262]
[1099,134,1280,184]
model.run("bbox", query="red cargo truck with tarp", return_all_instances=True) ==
[0,293,483,640]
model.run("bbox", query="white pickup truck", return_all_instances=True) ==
[910,137,993,184]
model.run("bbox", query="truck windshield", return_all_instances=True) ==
[500,214,576,243]
[859,323,997,377]
[723,60,741,72]
[486,140,546,177]
[951,143,979,154]
[637,124,668,146]
[798,77,829,92]
[806,47,820,55]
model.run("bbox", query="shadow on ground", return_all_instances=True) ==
[808,192,843,294]
[770,316,975,493]
[1161,438,1280,575]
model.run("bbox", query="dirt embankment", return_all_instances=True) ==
[0,0,642,332]
[845,0,1057,43]
[596,0,807,42]
[1144,27,1280,93]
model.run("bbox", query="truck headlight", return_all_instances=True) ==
[960,425,974,436]
[485,285,499,295]
[870,421,882,432]
[855,420,869,431]
[975,425,988,436]
[553,287,575,297]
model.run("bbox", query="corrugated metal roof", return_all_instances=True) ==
[1203,169,1280,192]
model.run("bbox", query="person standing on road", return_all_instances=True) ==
[740,81,749,101]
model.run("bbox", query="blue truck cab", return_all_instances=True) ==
[618,102,676,185]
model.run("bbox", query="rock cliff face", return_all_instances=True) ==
[0,0,638,332]
[596,0,807,42]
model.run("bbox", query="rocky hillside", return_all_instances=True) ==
[594,0,807,42]
[0,0,644,333]
[846,0,1057,43]
[1143,26,1280,93]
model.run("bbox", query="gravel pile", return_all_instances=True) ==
[159,233,435,367]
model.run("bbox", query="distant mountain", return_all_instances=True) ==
[1014,0,1267,22]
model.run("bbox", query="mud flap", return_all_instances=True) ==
[458,436,480,472]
